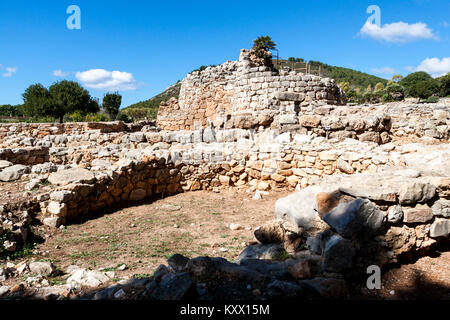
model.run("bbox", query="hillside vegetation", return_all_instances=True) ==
[274,58,388,91]
[121,81,181,120]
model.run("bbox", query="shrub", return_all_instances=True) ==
[424,96,439,103]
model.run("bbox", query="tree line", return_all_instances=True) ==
[339,71,450,104]
[1,80,125,123]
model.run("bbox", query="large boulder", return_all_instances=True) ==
[322,198,385,240]
[48,168,95,186]
[236,243,286,263]
[0,164,30,182]
[150,272,195,300]
[322,234,355,273]
[398,182,436,205]
[0,160,12,170]
[275,186,323,229]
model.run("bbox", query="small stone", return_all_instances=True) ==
[114,288,126,299]
[388,205,403,223]
[117,264,127,271]
[430,218,450,238]
[219,247,228,252]
[403,204,433,223]
[229,223,243,231]
[252,191,262,200]
[29,261,56,276]
[0,286,10,296]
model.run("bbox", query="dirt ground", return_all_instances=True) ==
[1,188,449,299]
[16,189,289,283]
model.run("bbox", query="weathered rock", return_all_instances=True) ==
[275,186,323,229]
[315,190,344,217]
[403,204,433,223]
[167,254,189,272]
[0,164,30,182]
[382,225,416,256]
[322,198,385,240]
[150,272,195,300]
[29,261,56,276]
[287,258,321,280]
[153,264,170,282]
[387,205,403,223]
[431,199,450,217]
[66,269,109,289]
[322,234,355,273]
[43,216,65,228]
[398,182,436,205]
[50,190,73,202]
[430,218,450,238]
[253,220,298,244]
[236,243,286,263]
[129,188,146,201]
[0,285,10,297]
[186,256,216,279]
[48,168,95,186]
[336,158,354,174]
[0,160,12,170]
[239,259,295,280]
[298,115,321,128]
[47,201,68,216]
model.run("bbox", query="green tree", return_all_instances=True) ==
[102,92,122,119]
[251,36,276,60]
[400,71,437,98]
[252,36,276,51]
[22,81,99,123]
[22,83,51,118]
[383,82,405,101]
[415,80,440,101]
[438,73,450,97]
[48,80,99,123]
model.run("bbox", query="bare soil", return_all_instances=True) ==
[1,188,449,299]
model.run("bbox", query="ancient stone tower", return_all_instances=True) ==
[157,48,345,131]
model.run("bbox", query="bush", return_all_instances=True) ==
[85,113,108,122]
[116,112,132,123]
[437,73,450,97]
[424,96,439,103]
[69,110,84,122]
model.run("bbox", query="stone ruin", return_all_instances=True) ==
[0,48,450,300]
[157,48,345,131]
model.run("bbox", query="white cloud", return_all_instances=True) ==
[414,57,450,77]
[2,67,17,78]
[441,21,449,28]
[359,21,437,43]
[53,70,70,77]
[75,69,138,91]
[371,67,395,75]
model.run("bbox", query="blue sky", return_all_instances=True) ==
[1,0,449,108]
